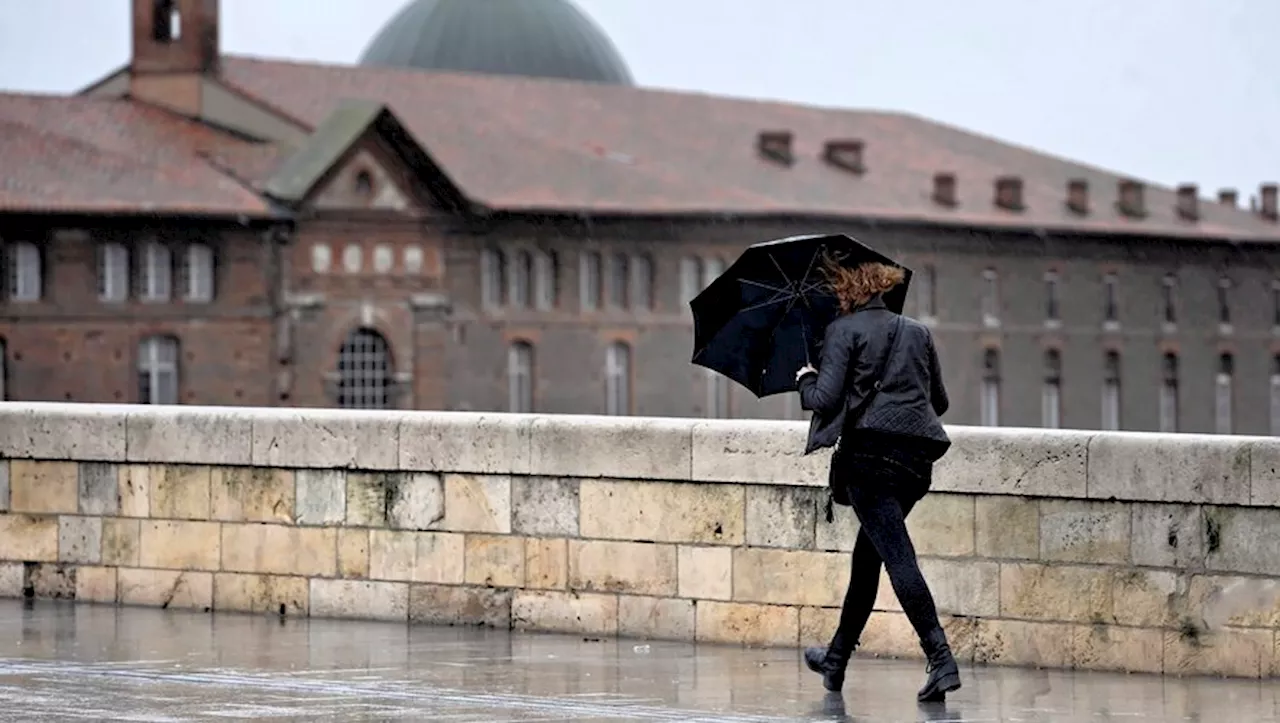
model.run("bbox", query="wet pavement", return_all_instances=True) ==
[0,601,1276,722]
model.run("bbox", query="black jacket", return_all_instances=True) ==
[798,296,950,455]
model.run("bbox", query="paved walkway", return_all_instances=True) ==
[0,601,1276,722]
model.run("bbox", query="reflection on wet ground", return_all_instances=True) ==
[0,600,1276,721]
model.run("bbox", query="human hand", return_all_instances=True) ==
[795,364,817,382]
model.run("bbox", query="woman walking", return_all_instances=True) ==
[795,258,959,703]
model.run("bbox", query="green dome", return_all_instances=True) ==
[359,0,635,86]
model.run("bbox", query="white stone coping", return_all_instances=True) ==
[0,402,1277,507]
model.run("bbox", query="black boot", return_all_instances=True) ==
[804,645,852,692]
[917,628,961,702]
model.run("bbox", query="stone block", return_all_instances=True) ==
[309,578,409,621]
[935,427,1091,497]
[860,613,978,662]
[442,474,511,533]
[126,407,252,465]
[0,562,23,597]
[815,503,859,552]
[920,558,1000,617]
[26,563,76,599]
[74,566,117,604]
[117,568,212,610]
[690,419,826,486]
[569,540,677,597]
[251,408,401,470]
[465,534,525,587]
[1188,574,1280,629]
[529,416,692,480]
[0,514,58,562]
[974,496,1038,559]
[117,465,152,518]
[101,518,140,567]
[512,590,619,636]
[525,537,568,590]
[149,465,212,520]
[77,463,119,515]
[295,470,346,525]
[346,472,444,530]
[677,545,731,601]
[1039,499,1131,564]
[511,477,578,537]
[1112,569,1184,628]
[1071,624,1165,675]
[213,572,308,615]
[1203,506,1280,576]
[58,516,102,564]
[220,523,337,577]
[906,493,974,557]
[139,520,221,570]
[0,404,126,461]
[999,562,1113,623]
[367,530,464,583]
[799,606,839,647]
[1163,626,1272,678]
[1248,439,1280,507]
[399,412,532,474]
[1087,433,1250,505]
[745,486,817,549]
[579,480,744,545]
[618,595,695,640]
[9,461,78,514]
[0,461,7,512]
[211,467,295,523]
[732,548,847,608]
[337,528,369,578]
[694,601,798,647]
[973,618,1075,668]
[409,584,513,628]
[1130,503,1205,569]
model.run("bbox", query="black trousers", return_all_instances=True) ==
[828,451,943,657]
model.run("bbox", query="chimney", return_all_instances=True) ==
[129,0,220,117]
[1218,188,1238,207]
[994,176,1024,211]
[1175,184,1199,221]
[1117,180,1146,218]
[1260,183,1278,221]
[932,172,957,207]
[757,131,794,165]
[823,140,865,174]
[1066,179,1089,215]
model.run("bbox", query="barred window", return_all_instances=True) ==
[336,328,393,409]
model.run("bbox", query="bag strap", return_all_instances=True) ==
[863,314,905,402]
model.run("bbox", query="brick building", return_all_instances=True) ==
[3,0,1280,434]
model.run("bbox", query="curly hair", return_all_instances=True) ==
[822,254,906,314]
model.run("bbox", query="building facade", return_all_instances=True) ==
[3,0,1280,435]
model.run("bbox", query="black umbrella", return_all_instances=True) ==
[690,233,911,398]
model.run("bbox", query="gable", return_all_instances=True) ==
[310,144,417,212]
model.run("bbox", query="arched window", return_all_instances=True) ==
[0,337,7,401]
[1041,349,1061,429]
[534,250,558,310]
[480,248,504,308]
[1160,353,1179,433]
[7,240,42,302]
[918,264,937,320]
[579,251,602,311]
[98,242,129,302]
[605,341,631,415]
[679,257,702,309]
[706,369,730,419]
[181,243,215,302]
[508,342,534,413]
[509,250,532,308]
[981,269,1000,328]
[1102,352,1121,431]
[139,240,172,302]
[631,254,654,311]
[981,348,1000,427]
[138,336,179,404]
[607,253,630,309]
[1215,353,1234,434]
[336,328,393,409]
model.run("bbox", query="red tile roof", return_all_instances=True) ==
[0,94,276,217]
[219,55,1280,241]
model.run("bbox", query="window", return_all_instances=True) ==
[1217,277,1232,327]
[373,245,393,274]
[508,342,534,413]
[1160,353,1179,433]
[918,264,937,319]
[982,269,999,328]
[0,337,6,401]
[354,170,374,198]
[981,348,1000,427]
[706,369,730,418]
[7,241,41,302]
[1044,271,1059,324]
[137,336,179,405]
[336,328,393,409]
[312,244,332,274]
[1102,352,1121,431]
[480,248,504,308]
[138,241,171,302]
[342,245,362,273]
[98,242,129,302]
[702,257,725,291]
[181,243,214,302]
[1215,353,1234,435]
[605,341,631,415]
[152,0,180,42]
[1271,356,1280,435]
[1272,281,1280,329]
[534,250,558,310]
[679,257,702,308]
[579,251,602,311]
[1161,275,1177,327]
[607,253,629,308]
[631,254,653,311]
[509,250,532,308]
[404,246,424,275]
[1042,349,1061,429]
[1103,273,1119,325]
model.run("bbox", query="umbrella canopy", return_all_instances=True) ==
[690,233,911,398]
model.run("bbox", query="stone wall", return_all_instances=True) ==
[0,403,1278,678]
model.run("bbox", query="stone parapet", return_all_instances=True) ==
[0,403,1277,678]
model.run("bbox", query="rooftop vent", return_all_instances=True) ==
[933,172,957,207]
[1218,188,1238,207]
[822,139,865,174]
[1117,180,1146,218]
[994,176,1024,211]
[1175,184,1199,221]
[757,131,793,165]
[1066,179,1089,215]
[1260,183,1278,221]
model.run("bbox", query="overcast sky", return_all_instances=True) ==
[1,0,1277,198]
